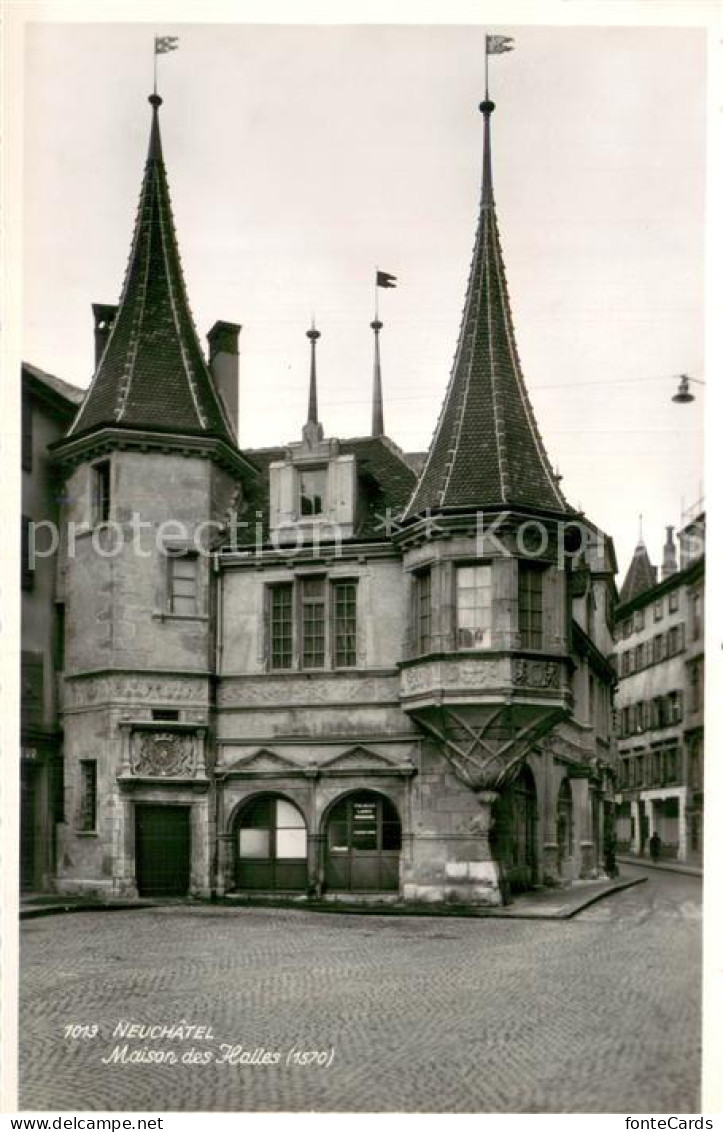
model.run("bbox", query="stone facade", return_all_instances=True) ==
[20,365,83,890]
[613,515,705,864]
[31,85,619,907]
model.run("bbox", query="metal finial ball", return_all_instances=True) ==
[149,94,163,108]
[371,320,383,331]
[479,99,495,116]
[307,327,321,341]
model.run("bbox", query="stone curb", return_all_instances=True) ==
[19,877,646,922]
[616,856,702,878]
[20,901,159,920]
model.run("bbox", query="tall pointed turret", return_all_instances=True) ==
[405,98,567,517]
[619,538,658,604]
[68,94,236,444]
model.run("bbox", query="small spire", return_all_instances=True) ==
[302,322,324,446]
[479,98,495,208]
[371,318,384,437]
[148,93,163,160]
[638,513,644,545]
[306,321,320,425]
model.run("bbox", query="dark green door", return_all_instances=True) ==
[235,796,308,891]
[135,805,190,897]
[325,792,401,892]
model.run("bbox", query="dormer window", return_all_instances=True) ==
[299,467,327,516]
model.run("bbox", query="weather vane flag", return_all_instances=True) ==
[485,34,514,98]
[153,35,179,94]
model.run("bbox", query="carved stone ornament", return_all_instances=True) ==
[66,676,208,709]
[219,675,398,707]
[131,731,195,777]
[512,660,560,689]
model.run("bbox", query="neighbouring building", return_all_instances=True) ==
[28,82,619,906]
[20,362,84,890]
[612,512,705,863]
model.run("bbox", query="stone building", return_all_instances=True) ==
[20,363,83,889]
[38,85,618,906]
[612,514,705,863]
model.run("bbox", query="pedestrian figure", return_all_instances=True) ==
[649,832,662,863]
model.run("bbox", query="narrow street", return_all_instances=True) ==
[19,867,702,1113]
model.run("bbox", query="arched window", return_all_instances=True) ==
[325,791,401,892]
[235,795,307,891]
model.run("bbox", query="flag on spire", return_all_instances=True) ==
[376,270,397,289]
[486,35,514,55]
[155,36,179,54]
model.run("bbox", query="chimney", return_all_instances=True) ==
[92,303,117,369]
[661,526,677,578]
[207,321,241,438]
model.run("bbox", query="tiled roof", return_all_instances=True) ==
[69,96,235,446]
[405,102,569,518]
[23,362,85,407]
[230,435,418,546]
[619,541,658,605]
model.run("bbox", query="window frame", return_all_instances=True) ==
[165,548,200,617]
[455,561,494,651]
[266,575,360,672]
[300,576,327,670]
[413,568,432,656]
[269,581,294,671]
[297,465,328,518]
[91,459,111,526]
[332,579,358,669]
[518,561,545,651]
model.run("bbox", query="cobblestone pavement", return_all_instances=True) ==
[19,867,701,1113]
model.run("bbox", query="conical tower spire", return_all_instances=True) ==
[405,97,568,518]
[370,318,384,436]
[69,94,236,444]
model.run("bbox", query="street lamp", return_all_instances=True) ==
[672,374,705,403]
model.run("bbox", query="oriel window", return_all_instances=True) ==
[518,563,544,650]
[457,564,492,649]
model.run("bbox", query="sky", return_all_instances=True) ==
[21,17,708,578]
